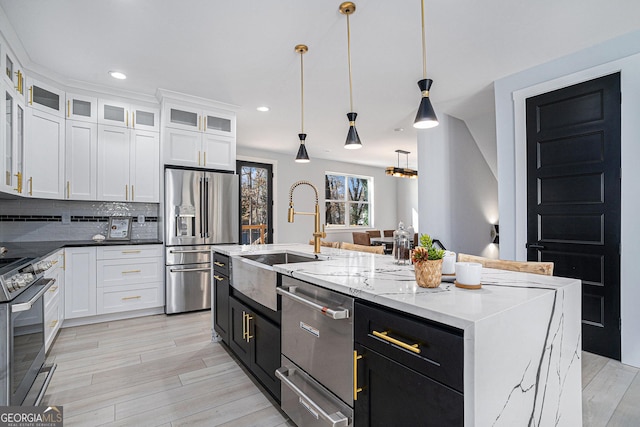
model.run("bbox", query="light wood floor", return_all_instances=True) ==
[44,312,640,426]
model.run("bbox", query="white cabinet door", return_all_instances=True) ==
[98,99,129,128]
[2,50,25,102]
[97,124,130,201]
[65,120,97,200]
[164,104,200,132]
[26,76,64,117]
[203,109,236,138]
[66,93,97,123]
[202,134,235,171]
[64,247,97,319]
[131,105,159,132]
[130,129,159,202]
[24,108,64,198]
[164,127,201,167]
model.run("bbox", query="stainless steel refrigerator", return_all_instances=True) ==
[164,168,238,314]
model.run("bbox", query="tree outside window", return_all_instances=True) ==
[325,173,372,227]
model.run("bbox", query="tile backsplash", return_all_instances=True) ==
[0,199,160,242]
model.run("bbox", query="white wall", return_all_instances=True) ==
[417,114,499,256]
[395,177,419,233]
[494,30,640,367]
[236,147,400,245]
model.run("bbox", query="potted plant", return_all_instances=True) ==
[412,234,445,288]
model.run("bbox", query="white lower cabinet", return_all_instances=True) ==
[43,250,65,352]
[64,247,97,319]
[64,245,163,322]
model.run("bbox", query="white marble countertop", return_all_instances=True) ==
[213,243,579,330]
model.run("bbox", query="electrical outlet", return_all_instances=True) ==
[138,215,145,224]
[61,213,71,225]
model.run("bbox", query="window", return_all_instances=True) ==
[325,172,372,227]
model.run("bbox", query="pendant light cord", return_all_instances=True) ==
[421,0,427,79]
[346,13,354,112]
[300,50,305,133]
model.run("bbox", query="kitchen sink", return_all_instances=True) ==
[238,252,321,266]
[230,251,324,311]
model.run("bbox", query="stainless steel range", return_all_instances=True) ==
[0,255,56,405]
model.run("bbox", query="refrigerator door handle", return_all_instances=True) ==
[199,177,204,238]
[204,177,210,238]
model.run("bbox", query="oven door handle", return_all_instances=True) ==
[275,366,350,427]
[169,267,211,273]
[276,286,350,319]
[11,278,55,313]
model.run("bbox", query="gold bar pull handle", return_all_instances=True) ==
[198,151,201,166]
[14,172,22,193]
[48,285,58,293]
[354,351,363,400]
[122,296,142,301]
[28,177,33,196]
[28,86,33,105]
[49,320,58,328]
[213,261,225,267]
[132,111,135,128]
[371,330,421,354]
[122,250,141,254]
[67,181,70,199]
[131,185,134,201]
[198,115,201,131]
[125,184,128,200]
[242,311,247,340]
[126,109,129,127]
[246,314,253,342]
[122,269,141,274]
[67,100,70,117]
[203,151,206,166]
[203,115,207,132]
[213,275,224,281]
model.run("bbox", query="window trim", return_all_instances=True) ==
[324,171,374,229]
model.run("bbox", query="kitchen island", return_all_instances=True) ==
[213,243,582,426]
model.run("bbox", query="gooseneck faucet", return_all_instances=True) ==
[288,180,326,254]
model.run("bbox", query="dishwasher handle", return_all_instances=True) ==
[275,366,350,427]
[276,286,350,320]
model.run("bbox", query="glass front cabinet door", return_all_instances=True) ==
[66,93,97,123]
[2,89,25,195]
[98,99,159,132]
[26,76,65,117]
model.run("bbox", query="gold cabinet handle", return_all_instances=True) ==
[242,311,247,340]
[198,151,201,166]
[131,185,134,201]
[62,252,66,270]
[48,285,59,293]
[213,275,224,281]
[125,184,128,200]
[67,181,70,199]
[122,269,141,274]
[246,314,253,342]
[14,172,22,193]
[15,70,23,94]
[122,250,141,254]
[28,86,33,105]
[203,151,206,166]
[213,261,225,267]
[354,351,363,400]
[49,320,58,328]
[67,100,70,117]
[132,111,135,128]
[126,109,129,127]
[28,177,33,196]
[371,330,421,354]
[122,296,141,300]
[198,115,201,131]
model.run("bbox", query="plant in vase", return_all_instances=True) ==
[412,234,445,288]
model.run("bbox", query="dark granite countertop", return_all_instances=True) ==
[0,239,163,260]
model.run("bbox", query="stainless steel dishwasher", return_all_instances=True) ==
[276,276,354,427]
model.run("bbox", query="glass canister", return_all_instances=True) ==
[393,222,411,265]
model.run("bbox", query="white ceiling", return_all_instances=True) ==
[2,0,640,170]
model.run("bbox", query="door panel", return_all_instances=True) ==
[526,72,621,359]
[237,160,274,244]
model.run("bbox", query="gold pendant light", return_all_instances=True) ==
[385,150,418,178]
[413,0,439,129]
[340,2,362,149]
[294,44,310,163]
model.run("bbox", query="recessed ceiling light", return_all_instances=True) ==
[257,106,270,112]
[394,127,404,132]
[109,71,127,80]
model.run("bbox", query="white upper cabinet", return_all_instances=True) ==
[65,93,97,123]
[2,48,25,102]
[65,120,97,200]
[97,124,159,202]
[162,102,236,171]
[1,88,26,195]
[24,107,65,198]
[98,99,159,132]
[26,76,64,117]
